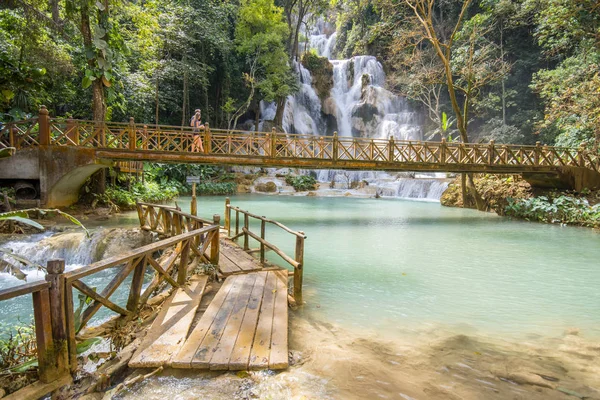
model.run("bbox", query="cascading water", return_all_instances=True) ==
[282,18,447,200]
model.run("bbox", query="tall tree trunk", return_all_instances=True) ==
[155,74,159,126]
[50,0,60,24]
[181,59,188,127]
[500,21,506,125]
[81,4,105,121]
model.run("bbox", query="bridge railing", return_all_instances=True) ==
[224,198,306,304]
[2,106,599,172]
[0,274,69,386]
[0,204,220,397]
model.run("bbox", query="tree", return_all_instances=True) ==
[529,0,600,149]
[235,0,297,129]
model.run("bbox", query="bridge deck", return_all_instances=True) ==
[218,238,264,276]
[129,239,289,370]
[172,270,288,370]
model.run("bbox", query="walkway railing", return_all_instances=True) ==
[0,203,220,397]
[224,198,306,303]
[1,107,599,173]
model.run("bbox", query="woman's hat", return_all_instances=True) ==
[195,109,201,113]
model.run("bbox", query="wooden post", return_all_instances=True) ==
[243,213,249,251]
[191,182,197,216]
[225,198,231,236]
[32,287,54,383]
[235,209,240,237]
[8,123,15,148]
[143,125,148,150]
[333,131,339,162]
[535,141,541,165]
[388,136,395,162]
[578,145,585,167]
[63,280,77,373]
[46,259,69,376]
[271,128,277,157]
[66,117,79,145]
[205,122,211,153]
[178,240,190,285]
[488,140,495,165]
[440,138,447,164]
[126,257,147,312]
[294,232,305,304]
[260,217,266,264]
[211,215,220,265]
[129,117,136,151]
[38,105,50,145]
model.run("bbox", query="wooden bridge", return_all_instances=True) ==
[2,107,600,194]
[0,200,304,399]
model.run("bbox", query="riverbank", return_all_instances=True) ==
[441,174,600,229]
[98,313,600,400]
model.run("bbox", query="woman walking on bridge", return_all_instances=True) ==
[190,109,205,153]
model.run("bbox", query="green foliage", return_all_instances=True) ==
[99,181,180,210]
[0,320,37,372]
[196,182,237,195]
[505,195,600,227]
[285,174,317,191]
[236,0,298,102]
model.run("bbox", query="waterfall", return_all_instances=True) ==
[0,229,153,283]
[262,17,446,201]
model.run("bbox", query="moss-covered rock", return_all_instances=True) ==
[301,52,333,100]
[255,181,278,193]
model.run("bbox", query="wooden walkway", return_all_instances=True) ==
[129,240,289,371]
[218,239,264,276]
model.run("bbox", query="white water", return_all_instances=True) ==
[262,18,441,201]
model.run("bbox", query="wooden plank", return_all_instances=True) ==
[72,280,130,317]
[218,251,242,274]
[248,272,277,370]
[222,248,260,272]
[127,256,147,311]
[190,274,251,368]
[0,281,50,302]
[129,275,208,368]
[32,288,55,383]
[269,270,289,369]
[171,275,237,368]
[4,373,72,400]
[209,273,259,370]
[228,272,268,370]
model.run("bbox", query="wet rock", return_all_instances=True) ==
[307,191,317,197]
[255,182,277,193]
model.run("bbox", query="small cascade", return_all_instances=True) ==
[315,170,449,201]
[0,229,153,281]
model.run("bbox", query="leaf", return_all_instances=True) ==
[442,112,448,132]
[10,359,38,373]
[77,337,102,354]
[4,216,44,230]
[0,210,29,219]
[102,76,111,87]
[95,1,105,11]
[82,76,92,89]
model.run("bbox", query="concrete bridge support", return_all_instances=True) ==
[0,147,108,208]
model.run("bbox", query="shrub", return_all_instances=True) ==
[505,195,600,227]
[196,182,237,195]
[285,175,317,192]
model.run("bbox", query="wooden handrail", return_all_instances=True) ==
[7,111,599,175]
[64,225,216,282]
[0,280,50,301]
[224,198,305,303]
